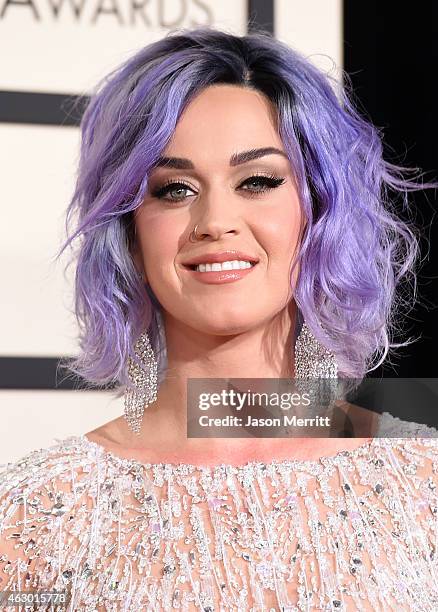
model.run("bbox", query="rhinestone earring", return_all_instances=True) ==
[123,269,158,434]
[294,320,338,412]
[294,321,338,378]
[124,330,158,435]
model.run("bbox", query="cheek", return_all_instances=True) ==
[258,192,303,263]
[137,214,184,277]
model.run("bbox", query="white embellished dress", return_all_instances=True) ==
[1,413,438,611]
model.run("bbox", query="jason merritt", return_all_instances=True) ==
[244,415,330,427]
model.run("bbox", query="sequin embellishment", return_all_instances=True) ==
[1,434,438,611]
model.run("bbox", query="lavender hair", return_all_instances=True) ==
[55,26,432,393]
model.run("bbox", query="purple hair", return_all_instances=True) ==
[55,26,431,393]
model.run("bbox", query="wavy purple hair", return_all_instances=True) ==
[56,26,429,394]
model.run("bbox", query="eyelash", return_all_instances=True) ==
[150,173,286,204]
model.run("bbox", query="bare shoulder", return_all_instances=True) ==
[85,415,127,443]
[84,415,150,454]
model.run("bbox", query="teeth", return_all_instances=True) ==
[195,260,255,272]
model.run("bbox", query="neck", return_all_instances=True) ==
[164,300,297,379]
[133,302,297,450]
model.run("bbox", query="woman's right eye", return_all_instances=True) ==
[151,181,197,203]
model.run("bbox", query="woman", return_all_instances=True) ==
[1,27,437,611]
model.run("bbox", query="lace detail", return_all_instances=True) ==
[1,434,438,611]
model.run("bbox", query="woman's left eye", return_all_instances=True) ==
[240,174,286,195]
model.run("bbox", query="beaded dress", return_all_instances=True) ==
[1,413,438,611]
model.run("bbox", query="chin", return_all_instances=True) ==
[191,318,262,336]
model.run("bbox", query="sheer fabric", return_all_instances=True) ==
[1,416,438,611]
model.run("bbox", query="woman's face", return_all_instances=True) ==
[133,84,304,335]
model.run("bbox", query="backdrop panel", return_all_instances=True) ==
[0,0,247,93]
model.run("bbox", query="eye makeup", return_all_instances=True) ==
[150,172,286,204]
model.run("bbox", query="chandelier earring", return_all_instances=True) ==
[123,329,158,435]
[294,319,338,413]
[294,321,338,379]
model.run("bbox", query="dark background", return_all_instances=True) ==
[343,3,437,377]
[0,0,436,389]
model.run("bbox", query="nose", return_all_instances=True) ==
[189,186,240,241]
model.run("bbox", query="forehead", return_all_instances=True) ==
[165,84,283,159]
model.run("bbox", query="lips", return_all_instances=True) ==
[183,259,258,285]
[181,250,259,269]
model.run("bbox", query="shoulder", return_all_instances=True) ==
[0,435,90,503]
[0,435,108,511]
[0,436,94,496]
[375,411,438,438]
[374,436,438,491]
[0,436,101,586]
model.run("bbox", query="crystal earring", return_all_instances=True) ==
[124,329,158,435]
[294,320,338,412]
[123,270,158,434]
[294,321,338,378]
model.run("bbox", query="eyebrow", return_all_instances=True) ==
[154,147,289,169]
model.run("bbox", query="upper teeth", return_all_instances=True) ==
[195,260,254,272]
